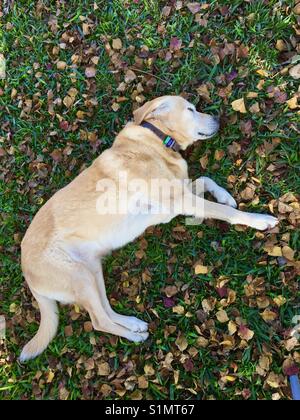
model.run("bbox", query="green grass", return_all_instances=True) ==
[0,0,299,400]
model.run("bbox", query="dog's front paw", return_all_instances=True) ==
[215,187,237,208]
[248,214,279,231]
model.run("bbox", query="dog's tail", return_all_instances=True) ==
[19,293,58,362]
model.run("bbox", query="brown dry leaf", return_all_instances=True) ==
[275,40,287,51]
[228,320,237,335]
[112,38,122,50]
[278,201,293,214]
[85,67,96,78]
[138,376,148,389]
[196,336,209,348]
[124,69,137,83]
[82,23,90,35]
[98,362,111,376]
[282,246,295,261]
[59,387,70,400]
[216,309,229,323]
[187,2,202,14]
[227,141,241,156]
[214,150,225,161]
[240,186,255,201]
[249,102,260,113]
[261,309,277,322]
[256,355,271,376]
[201,298,216,313]
[231,98,247,113]
[175,334,188,351]
[63,95,75,108]
[100,384,112,397]
[196,83,211,102]
[84,321,93,332]
[238,325,254,341]
[144,364,155,376]
[56,61,67,70]
[200,154,208,169]
[294,3,300,14]
[266,372,281,389]
[285,337,299,351]
[289,64,300,79]
[164,285,178,297]
[64,325,73,337]
[195,265,208,275]
[85,358,95,371]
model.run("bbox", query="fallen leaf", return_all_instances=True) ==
[238,325,254,341]
[124,69,137,83]
[289,64,300,79]
[175,334,188,351]
[249,102,260,113]
[275,39,287,51]
[214,150,225,161]
[199,154,208,169]
[231,98,247,113]
[187,2,201,14]
[172,305,185,315]
[98,362,110,376]
[266,246,282,257]
[286,96,298,109]
[195,265,208,275]
[56,61,67,70]
[240,186,255,201]
[164,285,178,297]
[85,67,96,78]
[112,38,122,50]
[273,295,287,307]
[196,336,209,348]
[282,246,295,261]
[216,309,229,323]
[261,309,277,322]
[170,37,182,51]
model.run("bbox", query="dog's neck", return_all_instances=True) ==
[140,120,181,153]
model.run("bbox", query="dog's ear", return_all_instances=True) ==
[133,97,171,124]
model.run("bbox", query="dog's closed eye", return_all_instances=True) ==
[187,107,194,113]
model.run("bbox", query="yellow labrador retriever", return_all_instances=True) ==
[20,96,278,361]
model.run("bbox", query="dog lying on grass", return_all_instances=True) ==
[20,96,278,361]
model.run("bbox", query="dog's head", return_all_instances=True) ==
[133,95,219,150]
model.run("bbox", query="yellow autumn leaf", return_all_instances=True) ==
[286,96,298,109]
[282,245,295,261]
[172,305,185,315]
[231,98,247,113]
[261,309,277,322]
[256,69,269,77]
[216,309,229,323]
[273,295,287,307]
[195,265,208,275]
[266,246,282,257]
[246,91,258,98]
